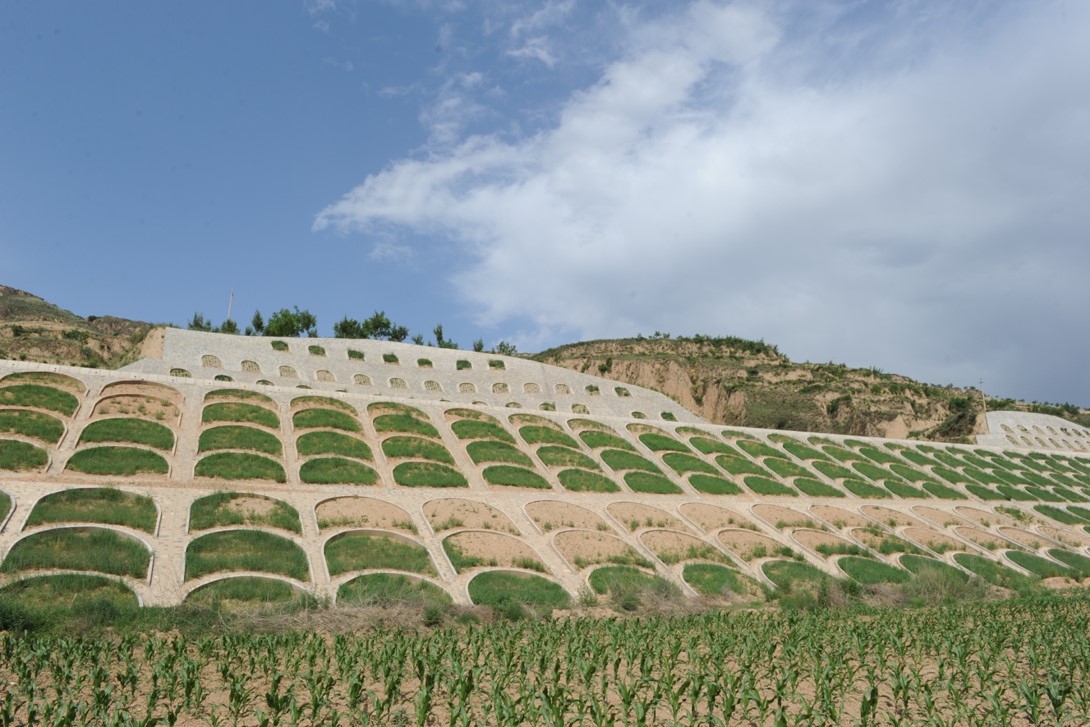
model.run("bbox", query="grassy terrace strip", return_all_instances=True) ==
[483,465,551,489]
[579,430,635,451]
[189,493,302,533]
[688,474,743,495]
[689,437,737,455]
[716,453,771,477]
[326,533,434,576]
[296,431,372,460]
[468,571,570,612]
[198,425,281,455]
[299,457,379,485]
[451,419,515,443]
[194,452,286,483]
[623,471,682,494]
[0,491,10,522]
[26,488,156,532]
[557,468,620,492]
[382,436,455,463]
[520,426,579,448]
[600,449,662,473]
[900,554,969,581]
[0,409,64,444]
[683,563,746,596]
[744,475,796,496]
[392,461,467,487]
[1049,549,1090,577]
[292,395,356,414]
[205,389,276,404]
[79,418,174,450]
[0,384,79,415]
[202,402,279,429]
[185,530,308,580]
[589,566,681,610]
[187,577,310,606]
[792,478,844,497]
[1,527,149,578]
[843,480,891,499]
[293,408,361,433]
[638,433,689,452]
[839,556,911,584]
[537,445,598,469]
[338,573,452,608]
[467,440,533,467]
[953,553,1037,590]
[65,446,167,476]
[662,452,718,475]
[373,413,439,438]
[1,371,85,391]
[0,439,48,471]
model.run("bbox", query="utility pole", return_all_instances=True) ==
[226,291,234,324]
[979,378,989,434]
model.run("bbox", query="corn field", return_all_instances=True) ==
[1,595,1089,726]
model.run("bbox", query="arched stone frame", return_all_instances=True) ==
[523,383,541,395]
[459,382,476,394]
[1,525,155,583]
[241,360,261,374]
[353,373,372,386]
[279,365,298,379]
[315,370,336,382]
[389,378,408,390]
[493,382,509,394]
[424,380,442,392]
[201,355,222,369]
[554,384,572,395]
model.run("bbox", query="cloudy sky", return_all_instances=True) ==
[2,1,1087,405]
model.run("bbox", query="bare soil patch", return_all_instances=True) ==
[679,503,752,532]
[526,500,607,532]
[92,395,180,426]
[445,530,543,569]
[954,526,1012,551]
[607,502,690,532]
[753,504,815,528]
[554,530,640,567]
[717,529,784,561]
[861,505,926,529]
[903,526,963,553]
[955,506,1011,528]
[793,528,857,554]
[316,497,416,532]
[912,506,969,528]
[810,505,871,529]
[640,529,727,564]
[424,498,518,533]
[997,527,1055,550]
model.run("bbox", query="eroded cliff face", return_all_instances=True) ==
[534,338,982,441]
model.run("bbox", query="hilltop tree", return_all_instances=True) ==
[333,311,409,342]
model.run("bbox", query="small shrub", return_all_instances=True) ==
[271,340,289,351]
[382,353,399,364]
[347,349,365,360]
[456,359,471,370]
[488,360,505,370]
[308,345,326,356]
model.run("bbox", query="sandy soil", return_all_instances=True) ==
[423,498,518,534]
[566,418,611,432]
[716,529,784,561]
[997,527,1056,550]
[861,505,926,529]
[810,505,871,529]
[444,530,543,569]
[101,381,183,406]
[443,408,496,423]
[224,495,278,519]
[902,527,964,553]
[1040,524,1090,547]
[912,506,969,528]
[526,501,607,531]
[92,395,181,426]
[510,413,562,430]
[554,530,639,567]
[678,503,751,532]
[954,526,1011,551]
[640,529,727,563]
[138,327,164,360]
[607,502,690,532]
[792,528,857,553]
[955,506,1012,528]
[290,397,359,415]
[315,497,416,532]
[850,527,895,551]
[752,504,815,528]
[1,371,87,394]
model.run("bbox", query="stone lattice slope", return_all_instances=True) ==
[2,328,1090,608]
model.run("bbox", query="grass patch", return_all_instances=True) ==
[690,437,738,456]
[392,462,468,488]
[0,574,140,633]
[203,403,279,429]
[688,474,744,495]
[0,439,48,471]
[373,413,440,438]
[308,345,325,356]
[416,358,432,368]
[737,440,781,459]
[900,555,969,582]
[588,566,680,611]
[683,563,744,596]
[996,484,1037,502]
[190,492,301,533]
[0,491,9,522]
[663,452,718,475]
[883,480,927,498]
[0,384,79,415]
[467,440,533,466]
[382,353,399,364]
[717,454,771,477]
[488,359,505,369]
[347,349,365,360]
[483,465,551,489]
[326,533,434,576]
[842,480,892,499]
[922,481,966,500]
[293,408,361,433]
[781,442,829,461]
[300,457,379,485]
[199,425,281,455]
[79,418,174,450]
[66,446,167,476]
[293,396,356,414]
[0,409,64,444]
[557,469,620,492]
[468,571,570,616]
[27,488,156,532]
[537,445,598,469]
[456,359,471,370]
[965,484,1005,501]
[1,372,84,392]
[1048,549,1090,577]
[186,530,308,580]
[762,560,831,591]
[206,389,276,404]
[579,431,635,451]
[1004,551,1069,579]
[765,458,812,479]
[382,435,455,464]
[188,577,309,607]
[601,449,662,473]
[839,556,910,584]
[953,553,1037,591]
[2,528,149,578]
[520,426,579,448]
[194,452,286,483]
[296,431,371,460]
[1032,505,1088,525]
[794,478,845,498]
[638,433,689,452]
[744,476,796,496]
[813,461,857,481]
[889,463,938,483]
[624,471,682,494]
[338,573,452,608]
[451,419,515,443]
[271,340,289,351]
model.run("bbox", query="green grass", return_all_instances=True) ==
[347,348,365,360]
[0,573,137,617]
[483,465,551,489]
[623,471,682,494]
[762,560,831,590]
[1048,549,1090,578]
[822,446,864,463]
[206,389,276,404]
[467,440,534,466]
[451,419,515,443]
[851,461,891,482]
[373,413,440,438]
[271,340,289,351]
[392,462,468,488]
[781,442,830,461]
[442,539,497,570]
[203,402,279,429]
[900,555,969,582]
[737,440,782,459]
[579,431,635,451]
[0,409,64,444]
[300,457,379,485]
[1,527,150,578]
[683,563,745,596]
[744,476,796,496]
[922,481,967,500]
[468,571,570,615]
[996,485,1037,502]
[765,458,812,479]
[557,469,620,492]
[953,553,1037,590]
[858,446,901,465]
[601,449,662,473]
[520,426,579,448]
[1,371,85,392]
[0,384,79,415]
[716,454,771,477]
[0,491,10,522]
[199,425,281,455]
[1024,485,1063,502]
[293,408,362,433]
[338,573,452,608]
[793,478,845,498]
[189,492,302,533]
[26,488,156,532]
[690,437,738,455]
[382,436,455,464]
[882,480,927,498]
[326,533,434,576]
[663,452,719,475]
[537,445,599,469]
[638,433,689,452]
[488,359,505,369]
[292,396,356,414]
[188,577,310,607]
[588,566,680,610]
[1005,551,1069,579]
[1033,505,1088,525]
[186,530,308,580]
[66,446,167,476]
[308,344,325,356]
[194,452,286,482]
[296,430,372,460]
[0,439,49,471]
[812,461,857,481]
[842,480,892,499]
[688,474,744,495]
[965,484,1005,501]
[839,556,910,584]
[888,463,936,482]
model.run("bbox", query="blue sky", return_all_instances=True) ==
[2,1,1088,406]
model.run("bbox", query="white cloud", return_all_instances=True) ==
[315,0,1090,403]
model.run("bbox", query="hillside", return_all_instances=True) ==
[534,335,1090,442]
[0,286,151,369]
